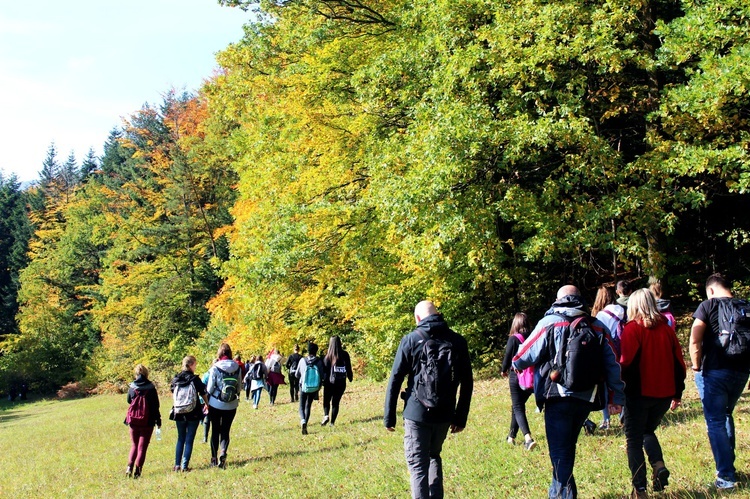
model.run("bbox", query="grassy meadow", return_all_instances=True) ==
[1,376,750,498]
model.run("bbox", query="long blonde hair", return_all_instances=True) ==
[627,288,664,329]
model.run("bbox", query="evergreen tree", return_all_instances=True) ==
[79,148,99,181]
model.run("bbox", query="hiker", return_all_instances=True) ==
[265,348,285,406]
[286,344,303,403]
[322,335,354,427]
[246,354,267,409]
[234,354,247,380]
[591,284,626,431]
[205,343,241,468]
[169,355,207,472]
[500,312,537,450]
[649,280,675,330]
[513,285,625,499]
[295,341,325,435]
[616,280,633,308]
[200,364,212,443]
[243,355,254,402]
[690,273,750,490]
[620,289,686,497]
[384,300,474,499]
[124,364,161,478]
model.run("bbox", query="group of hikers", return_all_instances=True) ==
[123,336,353,478]
[123,273,750,499]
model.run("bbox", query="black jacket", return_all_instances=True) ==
[323,350,353,385]
[169,370,207,421]
[126,376,162,427]
[384,314,473,428]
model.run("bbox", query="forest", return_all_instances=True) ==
[0,0,748,392]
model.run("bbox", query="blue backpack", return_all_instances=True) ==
[301,358,322,393]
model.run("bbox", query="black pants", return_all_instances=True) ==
[623,396,671,490]
[289,374,299,402]
[508,374,533,438]
[323,382,347,424]
[299,391,317,424]
[268,383,279,404]
[208,406,236,459]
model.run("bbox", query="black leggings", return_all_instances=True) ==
[208,406,236,458]
[323,382,347,424]
[289,375,299,402]
[508,374,533,439]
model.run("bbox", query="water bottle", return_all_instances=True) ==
[155,428,162,441]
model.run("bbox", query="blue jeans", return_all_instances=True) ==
[252,388,263,406]
[174,419,200,469]
[403,419,451,499]
[544,397,592,499]
[695,369,749,481]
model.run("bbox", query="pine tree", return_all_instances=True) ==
[79,148,99,181]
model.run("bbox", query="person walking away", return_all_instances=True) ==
[620,289,686,497]
[690,273,750,490]
[649,280,676,330]
[616,280,633,309]
[286,344,303,403]
[124,364,161,478]
[513,285,625,499]
[384,300,474,499]
[247,355,267,409]
[501,312,537,450]
[206,343,241,468]
[322,336,354,427]
[296,341,325,435]
[265,348,286,405]
[592,285,626,430]
[201,365,212,443]
[243,356,254,402]
[169,355,207,472]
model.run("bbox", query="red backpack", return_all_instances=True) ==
[514,333,535,390]
[126,389,150,427]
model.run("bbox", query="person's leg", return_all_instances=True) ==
[404,419,431,499]
[299,392,308,422]
[209,407,221,461]
[643,398,670,466]
[245,385,251,401]
[508,377,521,440]
[623,396,649,491]
[135,426,153,468]
[128,426,139,468]
[303,392,314,423]
[330,383,346,425]
[289,375,297,402]
[218,408,236,462]
[203,414,210,443]
[428,422,451,498]
[252,388,261,406]
[545,398,590,499]
[271,384,279,404]
[175,420,187,468]
[181,419,201,469]
[515,385,533,439]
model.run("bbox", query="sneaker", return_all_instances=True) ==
[218,454,227,469]
[599,420,610,430]
[321,415,330,426]
[583,419,597,436]
[182,467,192,473]
[173,465,181,472]
[253,404,258,409]
[125,466,133,478]
[506,436,515,446]
[302,423,308,435]
[133,466,142,479]
[210,457,218,467]
[653,467,670,492]
[524,439,537,451]
[715,477,738,490]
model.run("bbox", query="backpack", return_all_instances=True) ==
[172,379,197,415]
[601,308,624,357]
[214,366,240,403]
[546,315,604,392]
[251,363,264,381]
[513,333,534,390]
[270,360,282,374]
[716,298,750,357]
[413,330,455,410]
[301,358,322,393]
[126,389,150,427]
[289,356,300,374]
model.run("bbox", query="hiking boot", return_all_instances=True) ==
[715,477,737,490]
[321,415,330,426]
[218,454,227,469]
[210,457,218,467]
[125,466,133,478]
[302,423,308,435]
[599,420,610,430]
[506,436,515,446]
[523,439,537,451]
[133,466,142,478]
[182,466,192,472]
[631,487,647,498]
[583,419,597,436]
[653,466,670,492]
[173,465,181,472]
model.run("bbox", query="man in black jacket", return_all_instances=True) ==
[384,301,473,499]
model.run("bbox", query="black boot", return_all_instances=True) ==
[133,466,142,478]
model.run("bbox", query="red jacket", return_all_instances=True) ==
[619,319,686,399]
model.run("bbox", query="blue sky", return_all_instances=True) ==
[0,1,250,183]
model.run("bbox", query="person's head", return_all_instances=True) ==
[294,344,300,353]
[182,355,197,373]
[649,280,663,299]
[592,285,615,316]
[234,354,242,362]
[325,336,343,364]
[414,300,438,324]
[307,341,319,356]
[706,273,732,298]
[627,288,663,328]
[509,312,530,336]
[134,364,148,379]
[616,280,632,297]
[217,343,232,360]
[556,285,580,300]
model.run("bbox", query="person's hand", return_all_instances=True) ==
[386,427,395,432]
[450,425,464,434]
[607,404,622,416]
[670,399,682,411]
[501,371,508,378]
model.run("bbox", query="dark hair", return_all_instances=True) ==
[706,273,730,290]
[325,336,343,368]
[294,344,300,353]
[592,285,615,316]
[217,342,232,359]
[307,341,319,356]
[509,312,530,338]
[616,280,631,295]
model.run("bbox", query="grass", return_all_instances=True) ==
[1,376,750,498]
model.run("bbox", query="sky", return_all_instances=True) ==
[0,1,250,183]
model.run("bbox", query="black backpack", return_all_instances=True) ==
[546,315,604,392]
[251,363,264,381]
[214,366,240,402]
[716,298,750,357]
[413,330,455,410]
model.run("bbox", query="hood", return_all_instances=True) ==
[415,314,450,337]
[656,298,671,312]
[173,370,195,386]
[616,295,629,307]
[215,358,240,373]
[545,294,587,317]
[131,375,155,391]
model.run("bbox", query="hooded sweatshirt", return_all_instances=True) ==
[127,375,162,427]
[170,370,207,421]
[206,358,241,411]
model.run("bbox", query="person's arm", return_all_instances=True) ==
[452,337,474,433]
[618,322,640,367]
[384,336,410,430]
[512,320,548,371]
[599,319,625,411]
[690,318,706,371]
[345,352,353,382]
[500,336,518,375]
[150,387,162,428]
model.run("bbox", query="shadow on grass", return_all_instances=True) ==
[230,437,377,467]
[660,405,704,427]
[599,490,713,498]
[348,414,383,425]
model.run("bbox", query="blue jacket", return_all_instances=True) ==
[512,296,625,407]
